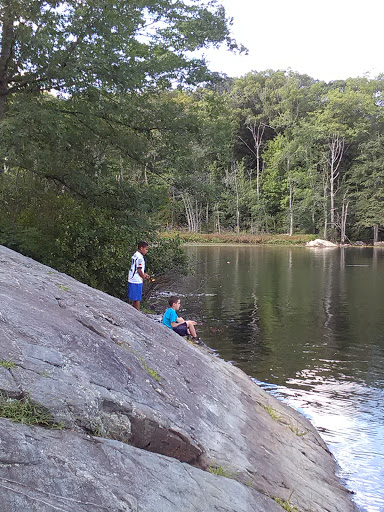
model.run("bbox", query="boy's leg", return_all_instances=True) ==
[186,321,204,345]
[131,300,140,310]
[186,320,197,337]
[128,283,143,311]
[173,322,188,336]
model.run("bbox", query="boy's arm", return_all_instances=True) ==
[138,268,150,280]
[137,255,150,280]
[171,315,185,327]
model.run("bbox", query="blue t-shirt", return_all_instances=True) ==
[162,308,178,329]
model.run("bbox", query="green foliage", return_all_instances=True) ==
[273,496,299,512]
[137,356,161,382]
[350,136,384,230]
[89,419,110,438]
[160,231,315,245]
[288,424,309,437]
[208,463,234,478]
[0,0,239,297]
[38,371,51,378]
[56,284,70,292]
[262,404,282,422]
[0,107,189,298]
[0,360,17,370]
[0,0,236,115]
[142,235,189,299]
[0,395,64,429]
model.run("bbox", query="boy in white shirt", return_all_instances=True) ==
[128,241,150,310]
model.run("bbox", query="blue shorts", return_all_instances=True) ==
[128,282,143,301]
[173,322,188,336]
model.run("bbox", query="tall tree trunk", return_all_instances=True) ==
[328,135,345,242]
[0,2,15,121]
[171,189,176,229]
[181,193,196,232]
[323,167,328,240]
[289,185,294,236]
[287,158,294,236]
[248,123,266,200]
[374,225,379,243]
[340,193,349,244]
[195,199,199,232]
[143,165,148,185]
[215,206,221,234]
[234,168,240,233]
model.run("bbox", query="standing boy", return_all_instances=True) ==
[128,241,150,310]
[162,296,203,345]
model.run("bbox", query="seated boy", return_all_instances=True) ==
[162,296,203,345]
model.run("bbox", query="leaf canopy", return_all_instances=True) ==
[0,0,234,111]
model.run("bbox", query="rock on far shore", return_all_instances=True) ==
[306,239,339,247]
[0,245,358,512]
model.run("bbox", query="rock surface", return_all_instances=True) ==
[306,239,338,247]
[0,245,358,512]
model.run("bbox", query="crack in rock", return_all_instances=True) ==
[76,318,107,338]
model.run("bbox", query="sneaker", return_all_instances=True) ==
[193,337,204,346]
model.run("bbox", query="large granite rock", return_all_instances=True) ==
[0,245,358,512]
[0,419,280,512]
[306,239,338,247]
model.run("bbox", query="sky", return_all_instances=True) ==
[204,0,383,82]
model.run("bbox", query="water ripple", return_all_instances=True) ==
[258,377,384,512]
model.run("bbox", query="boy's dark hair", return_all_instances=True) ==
[137,241,148,249]
[168,296,180,307]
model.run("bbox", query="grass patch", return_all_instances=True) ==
[208,463,234,479]
[159,231,315,246]
[288,423,309,436]
[141,307,155,314]
[262,404,282,422]
[89,419,110,438]
[140,301,155,314]
[56,283,70,291]
[0,360,17,370]
[138,356,161,382]
[262,405,309,436]
[273,496,299,512]
[0,394,64,429]
[38,371,51,378]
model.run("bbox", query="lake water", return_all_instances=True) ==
[152,245,384,512]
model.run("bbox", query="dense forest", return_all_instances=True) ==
[1,1,384,298]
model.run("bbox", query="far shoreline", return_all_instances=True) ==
[159,231,377,247]
[159,231,315,246]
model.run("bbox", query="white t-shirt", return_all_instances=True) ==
[128,251,145,284]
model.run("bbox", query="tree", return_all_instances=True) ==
[301,78,381,240]
[350,136,384,241]
[0,0,241,293]
[0,0,238,230]
[231,71,286,198]
[146,87,234,232]
[0,0,236,118]
[263,133,316,235]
